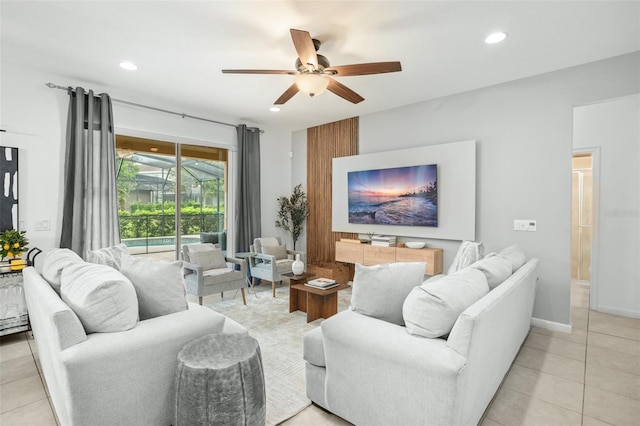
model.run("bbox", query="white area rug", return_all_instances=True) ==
[205,281,352,425]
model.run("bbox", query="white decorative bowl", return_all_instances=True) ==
[405,242,425,249]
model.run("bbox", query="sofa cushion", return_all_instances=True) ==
[41,248,84,295]
[189,249,227,270]
[498,245,527,273]
[262,244,288,260]
[120,255,187,320]
[351,262,426,326]
[403,268,489,338]
[60,262,138,333]
[86,243,129,270]
[469,253,513,289]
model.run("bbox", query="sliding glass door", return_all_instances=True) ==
[115,135,228,259]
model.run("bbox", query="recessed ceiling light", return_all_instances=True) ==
[150,147,159,152]
[485,32,507,44]
[120,61,138,71]
[269,106,281,112]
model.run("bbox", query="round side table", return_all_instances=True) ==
[175,333,265,426]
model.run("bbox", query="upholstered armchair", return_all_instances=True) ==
[182,243,248,305]
[248,237,305,297]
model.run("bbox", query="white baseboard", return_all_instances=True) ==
[593,305,640,319]
[531,317,572,334]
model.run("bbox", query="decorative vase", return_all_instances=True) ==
[292,254,304,275]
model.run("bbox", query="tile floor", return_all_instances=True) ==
[2,283,639,425]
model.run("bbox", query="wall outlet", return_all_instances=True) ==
[514,219,537,232]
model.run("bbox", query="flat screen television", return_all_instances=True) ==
[347,164,437,226]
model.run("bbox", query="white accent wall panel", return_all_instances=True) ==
[332,141,476,240]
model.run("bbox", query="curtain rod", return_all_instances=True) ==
[45,83,263,133]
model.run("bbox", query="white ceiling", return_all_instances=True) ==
[2,1,639,132]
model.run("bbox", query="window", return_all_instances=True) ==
[116,135,227,259]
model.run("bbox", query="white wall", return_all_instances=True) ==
[259,127,293,245]
[574,94,640,318]
[0,61,290,255]
[292,52,639,326]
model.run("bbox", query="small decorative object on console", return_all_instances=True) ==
[292,253,304,275]
[405,242,425,249]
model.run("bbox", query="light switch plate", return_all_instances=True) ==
[35,220,51,231]
[514,219,537,232]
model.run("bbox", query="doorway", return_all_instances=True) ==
[115,135,228,260]
[571,154,593,284]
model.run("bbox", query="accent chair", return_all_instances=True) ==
[248,237,305,297]
[182,243,247,305]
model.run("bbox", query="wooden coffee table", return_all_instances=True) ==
[289,281,349,323]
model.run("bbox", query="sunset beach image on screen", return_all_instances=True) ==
[348,164,437,226]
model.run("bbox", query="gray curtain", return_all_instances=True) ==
[235,124,261,252]
[60,87,120,256]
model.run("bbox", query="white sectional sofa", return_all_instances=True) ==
[23,248,246,426]
[304,250,538,426]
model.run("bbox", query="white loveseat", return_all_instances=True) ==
[23,249,246,426]
[304,253,538,426]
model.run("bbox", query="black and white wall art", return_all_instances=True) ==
[0,146,18,232]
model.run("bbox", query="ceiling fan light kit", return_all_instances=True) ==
[295,73,329,97]
[222,28,402,105]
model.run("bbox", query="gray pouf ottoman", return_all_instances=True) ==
[175,333,265,426]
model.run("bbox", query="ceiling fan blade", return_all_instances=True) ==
[222,69,298,75]
[325,61,402,76]
[274,83,300,105]
[290,28,318,70]
[327,78,364,104]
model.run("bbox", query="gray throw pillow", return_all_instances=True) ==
[351,262,426,326]
[86,243,129,270]
[200,232,219,245]
[403,268,489,338]
[61,262,138,333]
[262,244,288,260]
[189,249,228,270]
[200,231,227,251]
[120,255,187,320]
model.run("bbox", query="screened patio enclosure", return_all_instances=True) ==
[116,142,227,258]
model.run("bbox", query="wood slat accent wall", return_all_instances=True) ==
[307,117,359,265]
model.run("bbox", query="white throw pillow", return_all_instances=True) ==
[403,268,489,338]
[120,255,187,320]
[351,262,426,326]
[448,241,484,274]
[184,243,219,263]
[189,249,227,270]
[262,245,288,260]
[41,248,84,295]
[60,262,138,333]
[86,243,129,270]
[469,253,513,289]
[498,245,527,273]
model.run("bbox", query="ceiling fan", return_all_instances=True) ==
[222,28,402,105]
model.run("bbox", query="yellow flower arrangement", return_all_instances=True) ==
[0,229,28,260]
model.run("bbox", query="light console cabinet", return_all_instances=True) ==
[335,241,443,275]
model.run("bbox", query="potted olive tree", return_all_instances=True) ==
[275,184,308,251]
